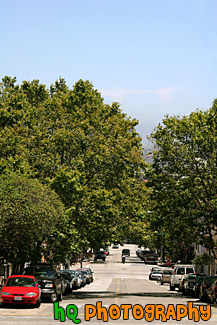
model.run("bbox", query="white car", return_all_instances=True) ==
[149,270,162,281]
[170,265,195,290]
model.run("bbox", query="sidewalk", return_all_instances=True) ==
[69,258,94,270]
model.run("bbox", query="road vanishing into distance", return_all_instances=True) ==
[0,244,217,324]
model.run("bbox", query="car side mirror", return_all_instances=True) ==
[38,284,41,288]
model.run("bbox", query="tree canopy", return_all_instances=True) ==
[148,101,217,261]
[0,76,149,258]
[0,174,68,272]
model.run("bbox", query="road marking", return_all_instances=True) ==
[115,278,120,303]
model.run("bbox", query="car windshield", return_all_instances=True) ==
[65,270,75,276]
[61,273,70,280]
[6,277,36,287]
[176,268,185,275]
[24,267,55,277]
[186,268,194,274]
[188,274,196,279]
[163,270,172,275]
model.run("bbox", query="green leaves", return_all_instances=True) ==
[0,76,148,258]
[149,103,217,261]
[0,174,66,268]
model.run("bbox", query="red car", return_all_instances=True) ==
[0,275,41,307]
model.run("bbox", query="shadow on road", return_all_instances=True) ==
[0,303,36,309]
[62,290,185,300]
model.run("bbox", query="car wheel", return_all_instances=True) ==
[94,258,97,261]
[34,297,41,308]
[199,292,204,302]
[58,291,63,302]
[170,284,175,291]
[50,292,58,303]
[103,258,105,261]
[160,282,163,285]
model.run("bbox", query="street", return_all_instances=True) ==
[0,244,217,324]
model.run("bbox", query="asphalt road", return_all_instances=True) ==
[0,244,217,324]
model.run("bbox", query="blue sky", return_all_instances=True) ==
[1,0,217,149]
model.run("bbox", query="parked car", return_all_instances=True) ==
[184,273,204,296]
[137,250,155,261]
[144,254,158,264]
[122,249,130,257]
[179,274,188,293]
[61,270,80,289]
[76,270,87,287]
[149,270,162,281]
[23,263,64,302]
[60,271,74,293]
[159,269,173,285]
[199,276,217,302]
[0,275,41,307]
[192,274,207,297]
[206,278,217,304]
[77,268,93,283]
[76,268,93,284]
[170,265,195,290]
[94,251,106,261]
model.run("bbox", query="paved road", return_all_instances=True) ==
[0,244,217,324]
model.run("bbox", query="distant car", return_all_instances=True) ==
[137,250,155,261]
[78,268,94,283]
[76,271,87,287]
[76,268,93,284]
[144,254,158,264]
[159,269,173,285]
[170,265,195,290]
[122,249,130,256]
[61,270,80,289]
[149,270,162,281]
[94,251,106,261]
[112,244,119,249]
[0,275,41,307]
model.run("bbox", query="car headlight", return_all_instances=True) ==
[26,292,38,297]
[45,283,54,288]
[1,292,11,295]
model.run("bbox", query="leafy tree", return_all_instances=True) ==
[0,77,149,254]
[0,174,71,273]
[148,101,217,261]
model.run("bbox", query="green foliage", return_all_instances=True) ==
[0,174,67,269]
[193,254,215,265]
[0,76,149,258]
[149,102,217,261]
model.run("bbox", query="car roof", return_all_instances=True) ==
[174,264,194,267]
[8,275,36,279]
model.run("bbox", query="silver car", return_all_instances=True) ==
[159,269,173,285]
